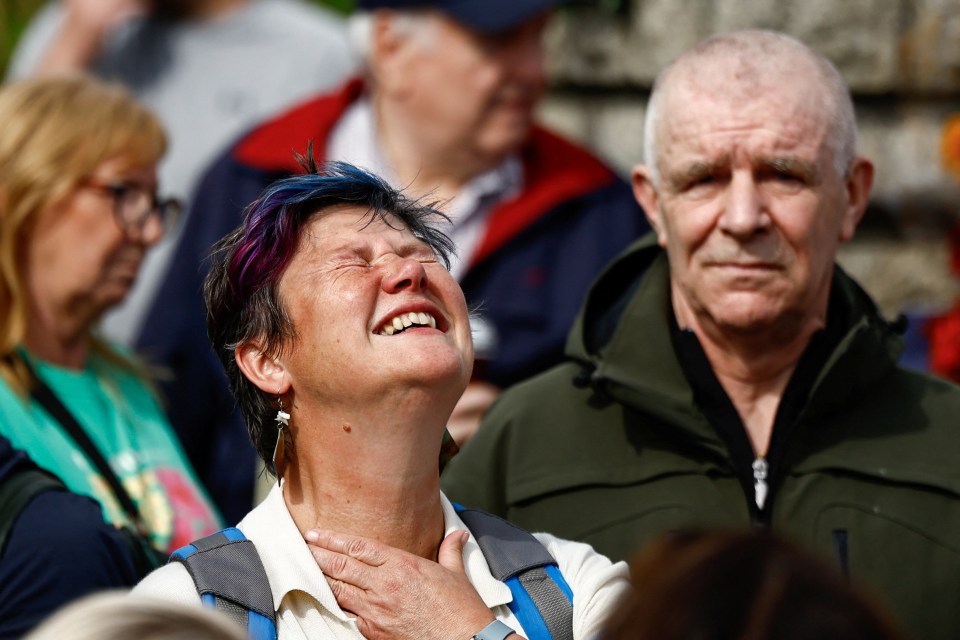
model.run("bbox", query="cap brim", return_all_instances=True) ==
[440,0,561,33]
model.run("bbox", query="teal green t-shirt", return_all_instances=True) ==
[0,348,223,552]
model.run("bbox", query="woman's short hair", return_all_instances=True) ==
[0,74,166,391]
[25,592,245,640]
[603,529,904,640]
[204,159,454,474]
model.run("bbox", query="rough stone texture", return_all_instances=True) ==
[838,238,957,316]
[899,0,960,93]
[549,0,960,92]
[538,93,648,173]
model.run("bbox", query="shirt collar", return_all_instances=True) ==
[239,484,514,614]
[441,493,514,608]
[238,483,351,618]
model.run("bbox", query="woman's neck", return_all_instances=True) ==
[23,308,90,369]
[284,456,446,560]
[281,402,450,560]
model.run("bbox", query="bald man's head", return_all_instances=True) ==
[643,30,857,187]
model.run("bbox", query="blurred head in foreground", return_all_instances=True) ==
[603,530,904,640]
[25,592,245,640]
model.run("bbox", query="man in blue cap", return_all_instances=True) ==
[138,0,648,496]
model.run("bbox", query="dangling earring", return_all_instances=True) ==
[273,394,290,484]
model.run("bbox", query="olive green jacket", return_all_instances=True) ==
[442,236,960,640]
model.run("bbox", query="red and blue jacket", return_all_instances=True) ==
[138,79,648,520]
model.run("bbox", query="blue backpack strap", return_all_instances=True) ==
[454,504,573,640]
[170,527,277,640]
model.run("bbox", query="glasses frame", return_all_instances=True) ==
[81,179,182,236]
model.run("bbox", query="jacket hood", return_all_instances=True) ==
[559,236,960,498]
[564,234,711,439]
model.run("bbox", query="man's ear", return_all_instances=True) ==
[839,156,875,242]
[632,164,668,248]
[369,10,415,96]
[235,342,290,395]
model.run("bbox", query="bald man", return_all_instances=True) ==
[443,30,960,640]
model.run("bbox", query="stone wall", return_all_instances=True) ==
[537,0,960,315]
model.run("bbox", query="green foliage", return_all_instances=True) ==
[309,0,355,14]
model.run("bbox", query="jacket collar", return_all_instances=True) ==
[562,238,957,489]
[233,78,366,173]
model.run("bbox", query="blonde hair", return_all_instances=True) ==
[25,592,246,640]
[0,74,166,391]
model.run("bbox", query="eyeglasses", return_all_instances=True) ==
[81,179,182,236]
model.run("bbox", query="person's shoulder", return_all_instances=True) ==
[231,79,359,173]
[532,531,629,564]
[531,531,631,634]
[514,125,642,225]
[0,488,138,636]
[451,362,603,466]
[822,363,960,487]
[880,364,960,418]
[522,125,618,186]
[881,365,960,433]
[486,362,597,423]
[132,561,200,604]
[248,0,349,40]
[9,489,134,576]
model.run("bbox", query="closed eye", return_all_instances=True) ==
[330,254,370,269]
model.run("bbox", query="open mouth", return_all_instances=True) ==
[378,311,438,336]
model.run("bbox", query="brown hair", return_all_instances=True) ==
[603,530,905,640]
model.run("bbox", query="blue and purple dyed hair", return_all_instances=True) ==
[204,159,454,473]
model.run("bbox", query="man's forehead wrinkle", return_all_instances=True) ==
[662,86,829,150]
[669,43,815,106]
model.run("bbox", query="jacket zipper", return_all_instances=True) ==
[752,456,768,511]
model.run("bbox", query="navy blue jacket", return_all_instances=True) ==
[0,436,136,638]
[138,79,648,521]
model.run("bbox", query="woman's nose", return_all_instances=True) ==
[382,256,427,293]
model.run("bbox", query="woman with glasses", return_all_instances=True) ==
[0,75,222,559]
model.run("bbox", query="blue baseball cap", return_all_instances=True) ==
[355,0,562,34]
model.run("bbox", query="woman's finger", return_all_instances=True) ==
[310,545,375,591]
[325,575,366,613]
[306,528,387,566]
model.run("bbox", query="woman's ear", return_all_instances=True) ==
[369,10,420,98]
[235,342,290,394]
